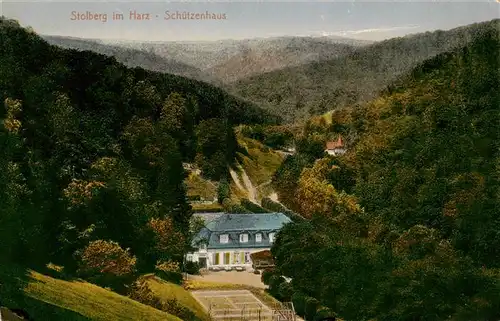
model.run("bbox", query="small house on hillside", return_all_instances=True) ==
[325,136,346,156]
[186,213,291,270]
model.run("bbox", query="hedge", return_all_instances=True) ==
[240,198,269,213]
[305,297,320,321]
[261,197,305,222]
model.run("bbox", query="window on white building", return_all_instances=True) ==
[255,233,262,243]
[244,252,251,264]
[219,234,229,243]
[239,233,248,243]
[186,254,193,261]
[269,232,275,243]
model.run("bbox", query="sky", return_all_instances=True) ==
[1,0,499,42]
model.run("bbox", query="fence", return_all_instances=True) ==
[207,301,296,321]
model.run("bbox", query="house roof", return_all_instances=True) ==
[192,212,226,224]
[250,249,273,261]
[191,213,292,250]
[205,213,291,232]
[326,136,344,150]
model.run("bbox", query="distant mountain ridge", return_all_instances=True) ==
[206,38,360,83]
[112,36,371,80]
[230,19,500,123]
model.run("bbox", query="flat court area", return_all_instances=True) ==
[191,290,274,320]
[188,270,266,288]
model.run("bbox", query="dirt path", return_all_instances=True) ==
[229,164,258,204]
[238,165,258,204]
[229,168,245,191]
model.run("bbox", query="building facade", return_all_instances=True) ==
[186,213,291,269]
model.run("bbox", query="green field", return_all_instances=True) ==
[143,275,210,321]
[0,265,180,321]
[237,136,285,188]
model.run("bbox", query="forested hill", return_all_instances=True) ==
[231,19,499,123]
[41,34,221,85]
[0,18,278,128]
[268,20,500,321]
[0,16,274,272]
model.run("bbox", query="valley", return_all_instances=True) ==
[1,12,499,321]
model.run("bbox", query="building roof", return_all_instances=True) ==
[192,212,226,224]
[191,213,292,250]
[205,213,291,232]
[326,136,344,150]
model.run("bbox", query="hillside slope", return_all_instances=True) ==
[269,22,500,321]
[206,38,358,83]
[231,19,499,122]
[0,16,280,278]
[0,265,180,321]
[0,18,278,129]
[350,20,500,264]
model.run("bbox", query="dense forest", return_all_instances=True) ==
[263,20,500,320]
[232,19,499,123]
[1,13,500,321]
[0,16,276,280]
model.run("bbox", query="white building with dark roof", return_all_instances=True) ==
[186,213,291,270]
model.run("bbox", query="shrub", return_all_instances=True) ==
[184,261,201,275]
[77,240,137,292]
[129,278,198,321]
[164,298,198,321]
[278,281,294,301]
[222,199,249,213]
[128,278,163,310]
[155,260,183,284]
[314,306,336,321]
[217,179,230,204]
[305,297,320,321]
[261,269,274,285]
[261,197,305,222]
[268,275,286,299]
[240,198,269,213]
[78,240,137,277]
[292,292,307,316]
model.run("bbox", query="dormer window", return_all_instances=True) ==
[219,234,229,244]
[269,232,275,243]
[239,233,248,243]
[255,233,262,243]
[199,243,207,251]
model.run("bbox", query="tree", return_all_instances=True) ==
[78,240,137,276]
[148,217,185,262]
[217,177,231,204]
[195,118,237,180]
